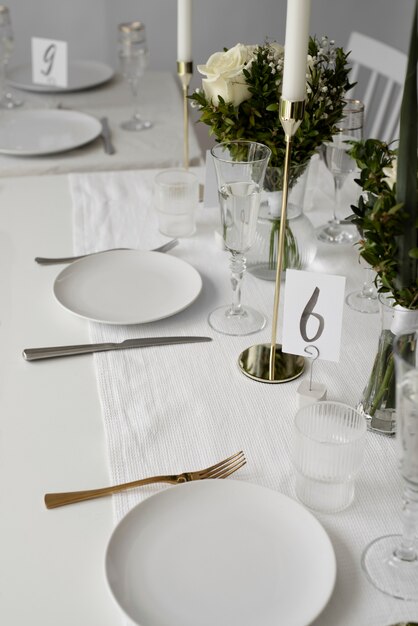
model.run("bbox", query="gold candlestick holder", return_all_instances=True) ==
[238,98,306,383]
[177,60,193,170]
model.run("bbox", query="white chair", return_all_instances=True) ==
[346,31,407,144]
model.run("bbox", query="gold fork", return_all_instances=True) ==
[44,451,246,509]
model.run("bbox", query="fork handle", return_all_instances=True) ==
[35,254,89,265]
[35,240,178,265]
[45,475,180,509]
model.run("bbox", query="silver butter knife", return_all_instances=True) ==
[23,336,212,361]
[100,117,115,155]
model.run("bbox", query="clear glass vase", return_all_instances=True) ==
[246,162,317,280]
[357,293,418,435]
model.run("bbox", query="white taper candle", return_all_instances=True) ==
[282,0,311,101]
[177,0,192,62]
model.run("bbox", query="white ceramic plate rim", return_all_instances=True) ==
[105,480,336,626]
[53,249,203,325]
[6,59,114,92]
[0,109,102,156]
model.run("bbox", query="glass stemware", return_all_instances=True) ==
[346,262,379,313]
[118,21,152,132]
[316,99,364,244]
[209,141,271,336]
[0,5,22,109]
[361,328,418,600]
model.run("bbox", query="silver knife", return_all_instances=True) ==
[100,117,116,155]
[22,336,212,361]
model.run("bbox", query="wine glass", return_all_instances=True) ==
[361,328,418,600]
[346,259,379,313]
[209,141,271,336]
[0,5,22,109]
[118,21,152,132]
[316,99,364,244]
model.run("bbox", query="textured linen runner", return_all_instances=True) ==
[69,166,418,626]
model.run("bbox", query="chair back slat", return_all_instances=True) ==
[362,71,378,113]
[369,80,394,140]
[346,31,407,143]
[384,91,403,145]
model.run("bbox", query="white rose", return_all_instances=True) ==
[382,158,397,190]
[197,43,257,107]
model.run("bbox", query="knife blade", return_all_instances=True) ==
[100,117,116,155]
[22,336,212,361]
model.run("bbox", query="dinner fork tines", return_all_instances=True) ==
[44,451,246,509]
[35,238,178,265]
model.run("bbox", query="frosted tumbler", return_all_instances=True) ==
[154,169,198,237]
[292,401,366,512]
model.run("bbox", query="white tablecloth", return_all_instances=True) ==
[0,72,202,177]
[68,162,418,625]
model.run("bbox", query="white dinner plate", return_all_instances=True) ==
[53,249,202,325]
[6,60,114,92]
[105,480,336,626]
[0,110,102,156]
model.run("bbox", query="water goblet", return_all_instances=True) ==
[0,5,22,109]
[118,21,152,132]
[346,260,379,314]
[209,141,271,336]
[361,328,418,600]
[316,99,364,244]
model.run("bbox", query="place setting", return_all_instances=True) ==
[24,231,208,355]
[22,170,208,358]
[0,8,115,157]
[42,449,337,626]
[0,8,202,176]
[0,16,155,160]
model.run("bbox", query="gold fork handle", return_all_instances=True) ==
[44,475,181,509]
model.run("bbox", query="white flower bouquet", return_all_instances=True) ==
[191,36,353,170]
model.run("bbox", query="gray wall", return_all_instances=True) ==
[6,0,415,149]
[7,0,415,70]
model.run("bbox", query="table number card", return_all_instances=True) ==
[282,269,346,362]
[31,37,68,88]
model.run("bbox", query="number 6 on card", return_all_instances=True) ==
[282,269,346,362]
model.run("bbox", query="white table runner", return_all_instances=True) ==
[69,165,418,626]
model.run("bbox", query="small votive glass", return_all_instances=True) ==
[154,169,198,237]
[292,401,367,513]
